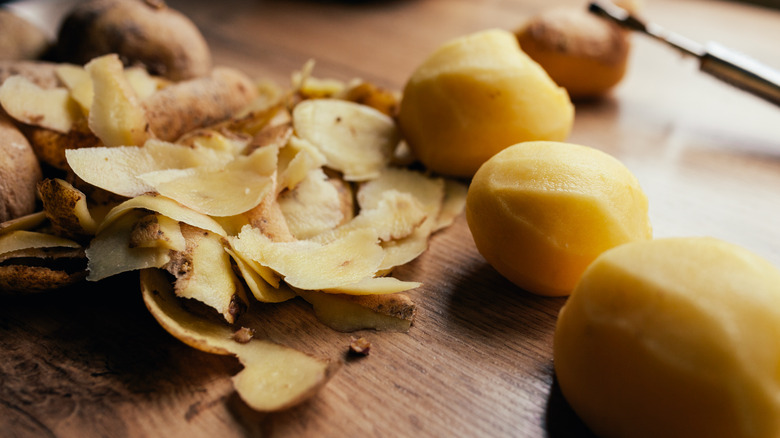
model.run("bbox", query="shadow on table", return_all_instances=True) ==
[545,375,599,438]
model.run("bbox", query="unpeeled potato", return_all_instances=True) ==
[56,0,212,81]
[515,6,632,99]
[0,10,50,61]
[0,114,42,222]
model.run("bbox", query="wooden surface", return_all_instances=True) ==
[3,0,780,437]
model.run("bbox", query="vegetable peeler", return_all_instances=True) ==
[589,1,780,107]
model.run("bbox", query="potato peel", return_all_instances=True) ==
[230,226,383,291]
[292,98,400,181]
[141,268,332,411]
[0,75,80,133]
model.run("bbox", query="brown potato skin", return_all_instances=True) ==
[0,60,61,89]
[0,11,51,61]
[0,114,43,222]
[516,8,630,99]
[18,120,101,171]
[56,0,212,81]
[143,67,259,142]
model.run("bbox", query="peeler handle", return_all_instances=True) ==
[700,42,780,107]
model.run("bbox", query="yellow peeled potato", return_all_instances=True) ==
[466,141,651,296]
[554,237,780,438]
[398,29,573,177]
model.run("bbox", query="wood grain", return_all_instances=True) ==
[2,0,780,437]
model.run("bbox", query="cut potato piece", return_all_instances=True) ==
[129,213,186,252]
[86,210,170,281]
[292,98,400,181]
[164,224,247,324]
[85,54,150,147]
[231,226,383,291]
[0,75,80,133]
[139,145,277,217]
[297,289,416,332]
[141,268,332,411]
[38,178,98,238]
[98,194,226,237]
[66,140,233,197]
[279,168,345,239]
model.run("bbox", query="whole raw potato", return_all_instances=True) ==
[0,115,43,222]
[515,7,631,99]
[398,29,574,177]
[555,237,780,438]
[0,10,51,61]
[56,0,211,81]
[466,141,651,296]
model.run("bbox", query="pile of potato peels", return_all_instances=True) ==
[0,0,466,412]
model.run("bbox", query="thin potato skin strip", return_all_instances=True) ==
[323,276,422,295]
[230,226,384,291]
[97,194,227,237]
[0,230,80,255]
[87,211,170,281]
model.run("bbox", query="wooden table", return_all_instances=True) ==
[2,0,780,437]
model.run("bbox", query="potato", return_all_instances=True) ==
[0,11,51,61]
[0,114,42,222]
[466,141,652,296]
[56,0,211,81]
[516,7,631,99]
[143,67,258,142]
[19,120,100,171]
[398,29,574,177]
[554,238,780,438]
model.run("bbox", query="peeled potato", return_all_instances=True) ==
[398,28,573,177]
[554,237,780,438]
[466,141,651,296]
